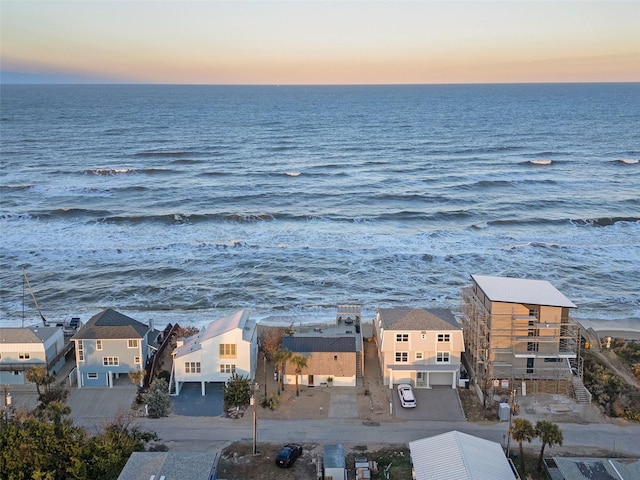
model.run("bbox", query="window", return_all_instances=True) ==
[421,331,427,340]
[128,339,138,348]
[87,373,98,379]
[528,307,538,318]
[185,362,201,373]
[19,352,30,359]
[219,344,237,358]
[527,357,535,374]
[103,356,119,366]
[415,352,423,360]
[436,352,450,363]
[220,364,236,374]
[134,356,141,365]
[96,340,102,350]
[78,340,84,362]
[395,333,408,342]
[395,352,408,363]
[437,333,450,342]
[13,371,20,376]
[527,342,539,352]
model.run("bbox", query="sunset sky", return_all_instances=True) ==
[1,1,639,84]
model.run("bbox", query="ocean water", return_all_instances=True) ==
[1,83,639,330]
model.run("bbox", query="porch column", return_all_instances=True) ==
[426,372,431,389]
[76,368,82,389]
[451,371,456,389]
[201,381,206,396]
[389,368,393,388]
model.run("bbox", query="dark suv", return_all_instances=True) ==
[275,444,303,468]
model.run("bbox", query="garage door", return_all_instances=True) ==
[429,372,452,386]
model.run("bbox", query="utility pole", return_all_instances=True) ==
[505,389,516,456]
[263,354,267,397]
[252,382,259,455]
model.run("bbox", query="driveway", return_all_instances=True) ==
[393,386,465,421]
[172,382,224,417]
[67,385,137,426]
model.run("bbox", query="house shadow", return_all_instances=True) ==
[171,382,224,417]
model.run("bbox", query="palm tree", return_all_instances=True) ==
[289,354,308,396]
[511,418,536,474]
[536,420,563,471]
[273,349,292,394]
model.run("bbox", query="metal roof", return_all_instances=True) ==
[117,451,218,480]
[282,336,356,353]
[410,431,517,480]
[174,310,254,358]
[551,456,640,480]
[471,275,577,308]
[323,444,345,469]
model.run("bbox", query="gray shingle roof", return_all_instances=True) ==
[377,308,460,331]
[72,308,149,340]
[0,325,60,344]
[282,336,356,353]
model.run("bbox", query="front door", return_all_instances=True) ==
[308,375,314,386]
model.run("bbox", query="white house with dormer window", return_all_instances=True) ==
[170,310,257,396]
[373,308,464,388]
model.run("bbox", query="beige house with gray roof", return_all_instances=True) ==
[374,308,464,388]
[0,325,67,385]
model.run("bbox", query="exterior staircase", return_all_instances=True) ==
[356,351,364,387]
[168,365,177,396]
[571,376,592,404]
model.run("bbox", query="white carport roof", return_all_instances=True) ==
[471,275,576,308]
[409,430,517,480]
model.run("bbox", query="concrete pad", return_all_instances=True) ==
[394,386,465,421]
[67,385,136,421]
[172,382,224,417]
[328,388,358,418]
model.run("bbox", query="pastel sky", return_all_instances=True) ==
[1,1,639,84]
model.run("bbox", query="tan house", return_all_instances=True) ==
[374,308,464,389]
[461,274,584,399]
[281,336,358,387]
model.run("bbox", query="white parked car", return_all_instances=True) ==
[397,383,416,408]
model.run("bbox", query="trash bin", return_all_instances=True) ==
[498,402,510,421]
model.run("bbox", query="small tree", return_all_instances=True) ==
[128,369,146,388]
[290,354,308,396]
[260,327,287,362]
[511,418,536,474]
[141,378,172,418]
[25,366,49,396]
[535,420,563,471]
[223,373,251,409]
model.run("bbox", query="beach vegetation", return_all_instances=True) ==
[0,407,155,480]
[582,350,640,421]
[141,378,172,418]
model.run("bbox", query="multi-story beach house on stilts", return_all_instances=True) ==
[461,275,590,403]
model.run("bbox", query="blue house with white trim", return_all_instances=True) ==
[71,308,160,388]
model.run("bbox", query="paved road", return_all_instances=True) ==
[128,415,640,457]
